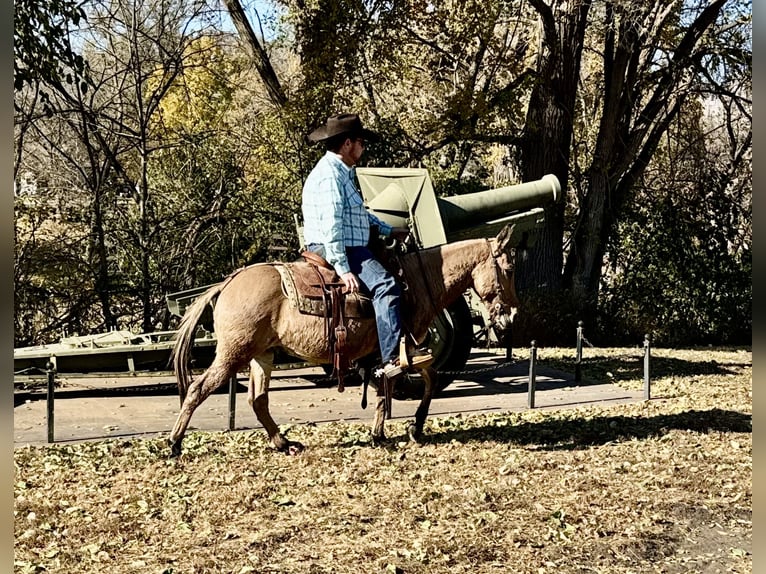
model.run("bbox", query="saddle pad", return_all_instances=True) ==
[275,263,374,318]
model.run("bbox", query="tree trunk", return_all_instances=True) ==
[139,153,154,334]
[517,86,567,291]
[90,184,116,331]
[516,0,591,293]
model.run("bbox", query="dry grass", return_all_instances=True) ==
[14,347,751,574]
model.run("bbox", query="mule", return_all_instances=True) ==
[169,224,521,456]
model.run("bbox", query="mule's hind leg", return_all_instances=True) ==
[169,360,234,457]
[408,367,436,442]
[247,356,303,455]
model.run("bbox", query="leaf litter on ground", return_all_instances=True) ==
[14,347,751,573]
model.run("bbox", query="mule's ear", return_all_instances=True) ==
[494,223,516,253]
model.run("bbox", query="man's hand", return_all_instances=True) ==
[390,227,410,241]
[341,272,361,293]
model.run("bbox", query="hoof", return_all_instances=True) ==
[407,423,423,443]
[279,441,304,456]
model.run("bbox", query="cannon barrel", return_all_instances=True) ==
[437,174,560,233]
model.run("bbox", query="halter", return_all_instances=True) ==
[484,239,515,329]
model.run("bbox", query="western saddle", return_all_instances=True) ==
[275,251,374,391]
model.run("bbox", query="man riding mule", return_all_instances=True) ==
[167,113,522,457]
[168,222,521,457]
[301,112,433,380]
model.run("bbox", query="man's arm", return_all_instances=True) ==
[367,212,393,237]
[367,212,409,243]
[322,189,351,276]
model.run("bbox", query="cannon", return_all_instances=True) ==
[159,170,561,397]
[356,168,560,249]
[167,169,561,395]
[343,168,560,394]
[14,170,559,392]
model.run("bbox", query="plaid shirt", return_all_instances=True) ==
[301,151,392,275]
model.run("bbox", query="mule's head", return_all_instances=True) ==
[471,224,521,331]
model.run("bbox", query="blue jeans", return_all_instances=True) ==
[308,244,402,363]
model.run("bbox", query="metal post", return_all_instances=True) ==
[46,361,55,443]
[575,321,583,382]
[228,375,237,431]
[504,327,513,362]
[643,334,651,400]
[528,340,537,409]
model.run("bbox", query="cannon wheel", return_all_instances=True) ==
[390,296,474,400]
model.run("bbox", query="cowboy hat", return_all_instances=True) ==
[307,113,380,143]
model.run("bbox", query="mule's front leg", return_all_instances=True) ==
[408,367,436,443]
[248,357,303,455]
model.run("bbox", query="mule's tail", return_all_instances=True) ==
[170,283,222,402]
[171,269,247,402]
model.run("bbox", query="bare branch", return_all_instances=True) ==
[221,0,287,107]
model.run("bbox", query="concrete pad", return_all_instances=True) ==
[13,353,643,447]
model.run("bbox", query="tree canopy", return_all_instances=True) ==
[14,0,751,347]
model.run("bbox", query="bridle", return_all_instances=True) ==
[394,235,516,337]
[484,239,516,332]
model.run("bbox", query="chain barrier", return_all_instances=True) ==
[308,356,519,385]
[576,351,645,363]
[437,358,518,377]
[314,347,645,382]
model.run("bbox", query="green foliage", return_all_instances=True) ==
[599,197,751,346]
[14,0,89,113]
[598,101,751,345]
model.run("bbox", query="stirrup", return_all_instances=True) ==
[398,336,434,370]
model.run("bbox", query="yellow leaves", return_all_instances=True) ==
[730,547,749,558]
[546,509,577,543]
[175,521,192,534]
[152,36,241,136]
[79,542,110,562]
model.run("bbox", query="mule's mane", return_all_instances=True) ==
[403,238,488,282]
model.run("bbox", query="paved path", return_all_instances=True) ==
[14,352,643,447]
